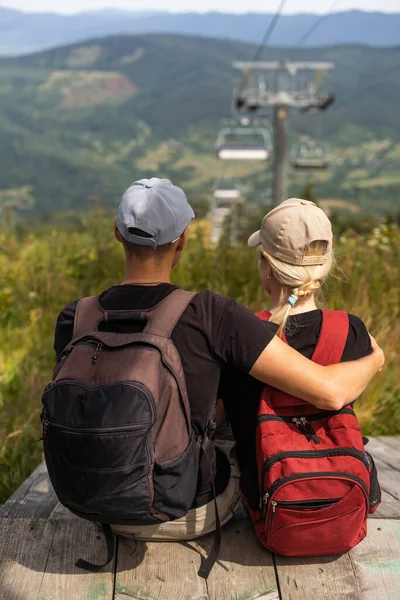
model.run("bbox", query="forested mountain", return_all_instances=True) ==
[1,7,400,55]
[0,34,399,216]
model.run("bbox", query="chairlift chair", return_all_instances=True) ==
[216,125,271,161]
[291,139,329,170]
[213,177,242,200]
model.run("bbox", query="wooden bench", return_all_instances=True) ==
[1,436,400,599]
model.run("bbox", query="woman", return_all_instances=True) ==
[220,198,374,513]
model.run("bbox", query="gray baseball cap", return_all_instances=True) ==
[116,178,195,248]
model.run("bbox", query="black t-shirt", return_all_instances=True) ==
[219,309,372,510]
[53,284,276,507]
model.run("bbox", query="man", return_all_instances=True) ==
[54,177,384,544]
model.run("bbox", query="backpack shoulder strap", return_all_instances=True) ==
[256,310,288,343]
[311,310,349,366]
[256,310,272,321]
[73,295,104,339]
[143,289,197,338]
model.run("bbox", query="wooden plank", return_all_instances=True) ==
[375,436,400,453]
[115,535,207,600]
[37,517,114,600]
[366,437,400,475]
[0,518,57,600]
[0,462,58,519]
[349,519,400,599]
[373,490,400,519]
[366,451,400,504]
[275,551,359,599]
[0,517,114,600]
[116,522,279,600]
[204,522,278,600]
[50,501,79,520]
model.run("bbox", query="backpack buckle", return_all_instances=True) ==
[205,419,217,439]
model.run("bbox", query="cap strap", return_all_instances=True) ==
[301,255,328,265]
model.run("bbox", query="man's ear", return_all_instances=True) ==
[177,227,189,251]
[171,227,189,269]
[114,218,123,243]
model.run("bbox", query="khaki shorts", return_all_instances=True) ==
[112,438,241,541]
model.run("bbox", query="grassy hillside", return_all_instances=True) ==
[0,35,400,217]
[0,213,399,504]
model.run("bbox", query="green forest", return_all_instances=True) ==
[0,35,400,218]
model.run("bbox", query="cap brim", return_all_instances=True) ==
[247,230,261,248]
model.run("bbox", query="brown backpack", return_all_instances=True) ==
[41,289,219,574]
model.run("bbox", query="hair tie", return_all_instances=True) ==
[288,294,298,307]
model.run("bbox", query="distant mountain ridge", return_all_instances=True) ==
[0,34,400,217]
[1,8,400,55]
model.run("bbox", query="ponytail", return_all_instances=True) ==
[265,241,333,339]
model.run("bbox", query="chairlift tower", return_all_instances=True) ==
[232,60,334,207]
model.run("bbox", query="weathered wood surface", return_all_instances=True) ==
[275,549,361,599]
[115,521,279,600]
[0,518,114,600]
[0,462,58,519]
[275,519,400,600]
[350,519,400,600]
[0,436,399,599]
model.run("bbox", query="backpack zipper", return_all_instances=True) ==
[257,407,355,425]
[261,471,369,522]
[56,339,191,436]
[258,408,355,445]
[274,498,341,508]
[261,447,368,479]
[300,417,320,444]
[269,497,341,531]
[42,418,148,436]
[92,343,103,364]
[41,380,155,440]
[292,417,311,440]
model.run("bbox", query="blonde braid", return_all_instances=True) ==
[265,241,333,339]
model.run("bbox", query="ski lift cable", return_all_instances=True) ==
[294,0,342,47]
[244,0,289,75]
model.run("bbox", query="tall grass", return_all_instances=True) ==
[0,213,399,504]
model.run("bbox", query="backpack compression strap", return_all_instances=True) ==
[197,418,221,580]
[311,310,349,365]
[76,524,114,572]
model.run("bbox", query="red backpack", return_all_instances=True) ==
[246,309,381,557]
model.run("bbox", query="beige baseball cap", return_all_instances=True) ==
[248,198,333,266]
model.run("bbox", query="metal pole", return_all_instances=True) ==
[273,104,288,207]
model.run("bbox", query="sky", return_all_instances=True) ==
[2,0,400,15]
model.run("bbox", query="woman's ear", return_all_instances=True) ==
[263,252,273,279]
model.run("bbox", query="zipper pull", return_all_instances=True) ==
[260,492,269,520]
[300,417,321,444]
[59,344,74,362]
[39,419,49,441]
[292,417,312,440]
[44,381,55,393]
[92,343,103,364]
[270,501,277,531]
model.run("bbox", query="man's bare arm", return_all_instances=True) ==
[250,334,384,410]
